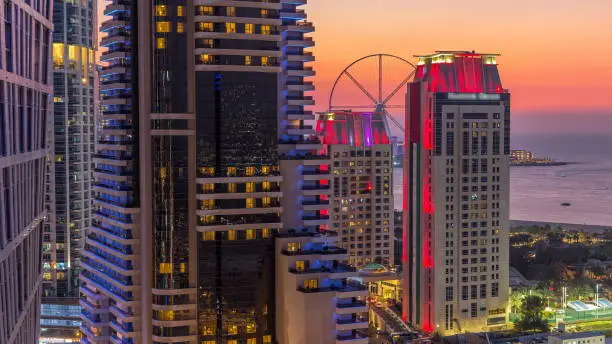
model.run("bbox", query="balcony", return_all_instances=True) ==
[282,246,346,256]
[336,300,368,315]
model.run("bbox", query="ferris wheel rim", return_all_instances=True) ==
[327,53,418,112]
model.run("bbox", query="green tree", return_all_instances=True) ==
[515,295,550,334]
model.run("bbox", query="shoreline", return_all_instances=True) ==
[509,219,610,233]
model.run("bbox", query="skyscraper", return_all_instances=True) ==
[40,0,96,339]
[82,1,363,343]
[315,111,395,268]
[403,51,510,335]
[0,0,53,342]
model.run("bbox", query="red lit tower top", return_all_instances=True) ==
[414,51,505,93]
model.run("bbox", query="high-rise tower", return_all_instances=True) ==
[0,0,53,342]
[315,111,395,268]
[40,0,96,339]
[403,51,510,335]
[82,1,362,343]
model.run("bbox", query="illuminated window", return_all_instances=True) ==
[246,323,257,334]
[52,43,64,68]
[227,325,238,335]
[245,55,252,65]
[247,339,257,344]
[156,310,174,321]
[180,263,186,273]
[202,325,215,335]
[176,22,184,33]
[228,230,237,241]
[199,54,213,64]
[246,182,255,193]
[197,6,214,15]
[228,183,237,193]
[155,5,167,16]
[262,181,271,191]
[176,5,185,16]
[159,263,172,274]
[245,166,256,176]
[246,198,255,209]
[198,22,213,32]
[203,232,215,241]
[261,25,271,35]
[227,167,237,176]
[201,39,214,48]
[262,166,270,174]
[261,9,269,18]
[156,37,166,49]
[262,228,270,238]
[304,279,318,289]
[246,229,255,240]
[202,215,216,224]
[228,341,238,344]
[53,96,63,103]
[43,272,52,280]
[225,22,236,33]
[261,56,269,66]
[287,242,300,252]
[226,6,236,16]
[156,21,171,33]
[203,183,215,193]
[262,197,271,207]
[295,260,305,271]
[245,23,254,34]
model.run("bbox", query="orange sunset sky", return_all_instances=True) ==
[308,0,612,121]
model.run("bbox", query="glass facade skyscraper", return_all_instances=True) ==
[0,0,53,341]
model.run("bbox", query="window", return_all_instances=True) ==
[471,285,477,299]
[226,6,236,16]
[261,25,271,35]
[228,230,237,241]
[262,228,270,238]
[262,196,271,207]
[177,5,185,16]
[480,284,487,299]
[156,37,166,49]
[246,166,256,176]
[446,286,453,301]
[228,183,237,193]
[304,279,318,289]
[263,335,272,344]
[461,286,468,300]
[491,282,499,297]
[246,198,255,209]
[471,303,477,317]
[245,55,252,65]
[246,229,255,240]
[261,56,269,66]
[198,6,214,15]
[246,182,255,192]
[287,242,300,252]
[155,5,167,16]
[227,325,238,335]
[245,23,254,34]
[295,261,305,271]
[198,22,213,32]
[261,9,269,18]
[199,54,213,64]
[225,22,236,33]
[156,21,171,33]
[247,338,257,344]
[176,22,184,33]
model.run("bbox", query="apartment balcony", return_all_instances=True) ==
[100,19,128,33]
[196,191,282,201]
[336,300,368,315]
[286,124,314,136]
[280,153,329,165]
[80,325,110,343]
[100,32,129,47]
[301,185,331,197]
[92,212,135,229]
[336,316,369,331]
[286,80,315,91]
[283,21,314,33]
[80,298,108,314]
[100,64,129,76]
[100,49,130,62]
[282,246,347,260]
[280,9,306,20]
[289,263,356,279]
[285,95,314,106]
[301,214,330,226]
[287,67,315,77]
[109,305,139,322]
[196,206,282,217]
[110,320,138,338]
[103,3,129,16]
[151,334,197,343]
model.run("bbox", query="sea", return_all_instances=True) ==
[393,133,612,227]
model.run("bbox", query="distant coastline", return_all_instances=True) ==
[510,219,610,233]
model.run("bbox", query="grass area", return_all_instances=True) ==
[572,320,612,336]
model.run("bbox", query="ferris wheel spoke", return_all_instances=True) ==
[384,110,405,132]
[381,70,416,105]
[343,70,378,105]
[378,54,383,103]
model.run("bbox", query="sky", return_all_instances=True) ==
[307,0,612,133]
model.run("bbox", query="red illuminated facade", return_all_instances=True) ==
[403,51,510,335]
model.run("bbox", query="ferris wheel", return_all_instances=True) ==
[328,54,417,132]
